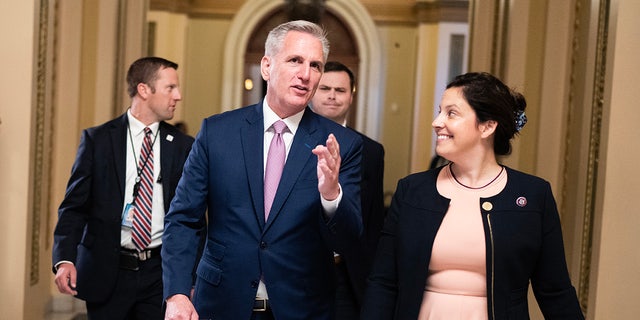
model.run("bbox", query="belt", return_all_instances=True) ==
[253,298,270,312]
[120,246,161,261]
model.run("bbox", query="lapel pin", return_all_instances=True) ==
[166,134,174,142]
[516,196,527,207]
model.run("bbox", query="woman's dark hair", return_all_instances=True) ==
[126,57,178,98]
[446,72,527,156]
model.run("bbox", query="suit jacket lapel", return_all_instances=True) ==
[111,113,128,201]
[241,104,267,227]
[265,108,320,230]
[159,121,175,209]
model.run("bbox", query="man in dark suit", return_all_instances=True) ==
[311,61,386,319]
[52,57,194,320]
[162,21,363,320]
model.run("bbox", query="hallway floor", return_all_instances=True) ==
[45,312,87,320]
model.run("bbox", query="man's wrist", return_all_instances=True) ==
[166,293,190,303]
[54,261,74,273]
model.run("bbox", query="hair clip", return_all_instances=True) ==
[515,110,527,132]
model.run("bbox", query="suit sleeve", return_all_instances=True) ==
[531,182,584,318]
[52,130,94,271]
[324,133,363,255]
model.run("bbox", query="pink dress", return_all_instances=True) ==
[418,166,507,320]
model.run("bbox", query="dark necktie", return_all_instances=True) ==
[132,127,154,251]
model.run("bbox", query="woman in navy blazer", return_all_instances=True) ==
[361,72,584,319]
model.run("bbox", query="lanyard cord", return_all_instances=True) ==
[127,124,160,197]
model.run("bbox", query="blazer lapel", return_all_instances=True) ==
[110,113,128,201]
[264,108,321,230]
[159,121,176,208]
[241,104,267,227]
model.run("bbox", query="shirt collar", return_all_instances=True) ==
[127,109,160,136]
[262,98,304,135]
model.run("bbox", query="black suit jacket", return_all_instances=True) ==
[52,113,193,303]
[341,130,385,305]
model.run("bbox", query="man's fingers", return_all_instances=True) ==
[54,265,78,295]
[68,270,77,290]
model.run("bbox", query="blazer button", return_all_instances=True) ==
[260,241,267,249]
[482,201,493,211]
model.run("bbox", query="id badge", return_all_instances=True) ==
[121,203,135,228]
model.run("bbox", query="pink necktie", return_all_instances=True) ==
[132,127,154,251]
[264,120,287,221]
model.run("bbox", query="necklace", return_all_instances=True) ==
[449,163,504,190]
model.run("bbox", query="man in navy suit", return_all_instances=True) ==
[52,57,194,319]
[162,21,363,320]
[311,61,386,319]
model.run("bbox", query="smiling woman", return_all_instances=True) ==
[361,72,584,320]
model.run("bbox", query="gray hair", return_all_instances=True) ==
[264,20,330,62]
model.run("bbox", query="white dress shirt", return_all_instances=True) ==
[257,100,343,299]
[121,109,165,250]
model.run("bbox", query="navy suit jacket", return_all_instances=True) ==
[52,113,194,303]
[162,103,363,320]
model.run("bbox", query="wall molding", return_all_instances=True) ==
[575,0,609,313]
[31,0,55,286]
[150,0,469,25]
